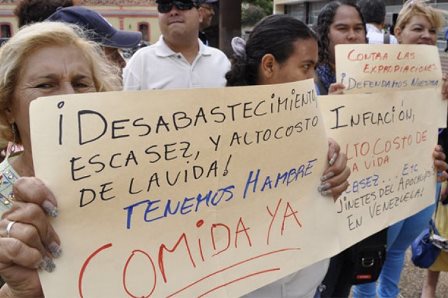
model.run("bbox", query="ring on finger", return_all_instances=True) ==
[6,220,16,238]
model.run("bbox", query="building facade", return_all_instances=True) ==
[0,0,160,43]
[274,0,448,27]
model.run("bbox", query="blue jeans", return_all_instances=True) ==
[353,203,436,298]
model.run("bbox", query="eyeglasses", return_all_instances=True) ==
[157,1,196,13]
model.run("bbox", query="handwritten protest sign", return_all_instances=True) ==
[320,88,440,246]
[31,81,442,297]
[335,44,446,128]
[336,44,442,93]
[31,80,342,297]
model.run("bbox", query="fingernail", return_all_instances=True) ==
[329,153,337,166]
[39,256,56,273]
[318,183,331,192]
[43,200,58,217]
[48,242,62,258]
[321,172,335,182]
[321,190,332,196]
[34,258,43,269]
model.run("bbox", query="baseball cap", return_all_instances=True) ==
[47,6,142,49]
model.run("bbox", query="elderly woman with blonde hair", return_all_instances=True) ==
[0,21,121,297]
[353,1,448,298]
[392,2,448,297]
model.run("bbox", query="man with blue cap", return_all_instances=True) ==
[123,0,229,90]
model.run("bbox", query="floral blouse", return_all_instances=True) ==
[0,157,19,213]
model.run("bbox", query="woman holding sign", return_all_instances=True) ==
[331,1,447,298]
[0,22,121,297]
[391,2,448,298]
[314,3,380,297]
[315,1,448,297]
[226,14,351,298]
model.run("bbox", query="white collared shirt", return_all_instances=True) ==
[123,36,230,90]
[366,23,398,45]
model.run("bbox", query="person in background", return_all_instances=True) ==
[226,14,351,298]
[14,3,141,71]
[198,0,217,45]
[353,1,448,297]
[0,21,121,297]
[47,6,141,71]
[315,1,367,94]
[315,1,448,297]
[357,0,398,44]
[13,0,76,27]
[314,4,373,295]
[123,0,230,90]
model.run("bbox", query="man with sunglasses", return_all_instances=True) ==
[123,0,230,90]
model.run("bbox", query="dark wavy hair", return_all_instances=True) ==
[14,0,74,27]
[226,14,317,87]
[316,1,367,67]
[357,0,386,25]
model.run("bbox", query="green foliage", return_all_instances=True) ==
[242,0,272,26]
[242,4,266,26]
[243,0,272,16]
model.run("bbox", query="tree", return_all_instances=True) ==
[242,0,272,27]
[243,0,272,16]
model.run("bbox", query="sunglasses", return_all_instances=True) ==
[157,1,196,13]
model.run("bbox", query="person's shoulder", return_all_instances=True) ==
[200,43,229,62]
[207,47,230,69]
[366,30,384,44]
[126,42,160,68]
[133,42,159,57]
[203,45,226,56]
[390,34,398,44]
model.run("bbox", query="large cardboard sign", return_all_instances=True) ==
[335,44,443,94]
[335,43,446,136]
[30,81,441,297]
[32,80,341,297]
[320,88,440,246]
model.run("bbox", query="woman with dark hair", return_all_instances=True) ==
[314,5,369,296]
[227,14,351,298]
[315,1,367,95]
[227,15,317,87]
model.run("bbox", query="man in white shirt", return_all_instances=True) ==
[123,0,230,90]
[358,0,398,44]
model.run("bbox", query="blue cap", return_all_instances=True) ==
[47,6,142,49]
